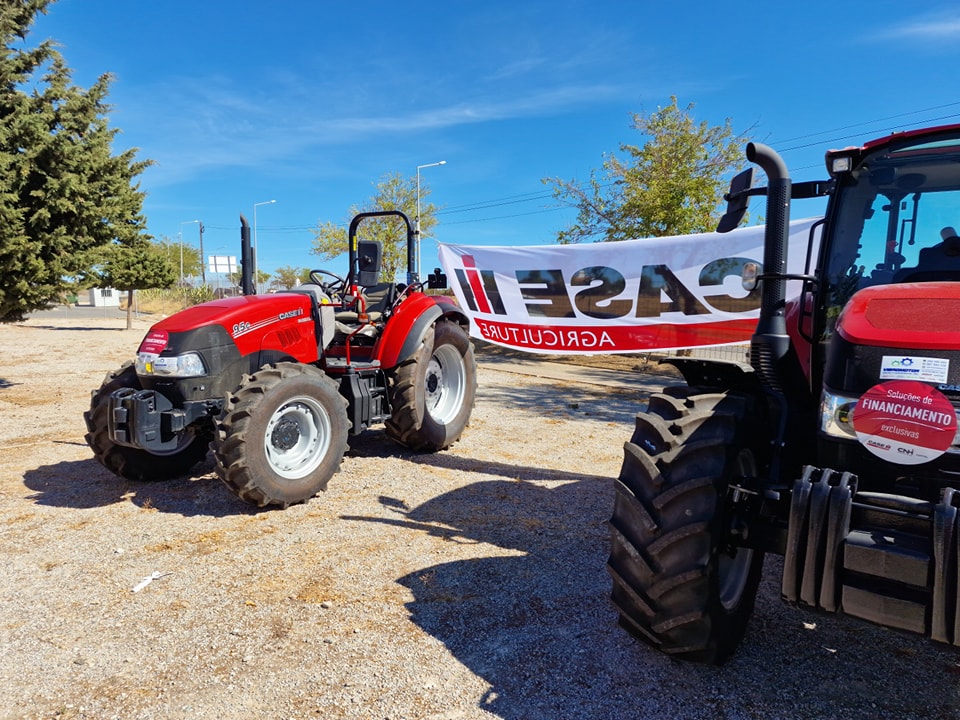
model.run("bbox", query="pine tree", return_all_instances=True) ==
[98,239,175,329]
[0,0,152,322]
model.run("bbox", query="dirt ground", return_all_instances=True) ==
[1,310,959,720]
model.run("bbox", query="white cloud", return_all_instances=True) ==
[872,13,960,41]
[124,75,630,187]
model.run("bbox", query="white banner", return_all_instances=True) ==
[438,218,821,354]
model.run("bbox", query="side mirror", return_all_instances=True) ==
[741,261,761,291]
[357,240,382,286]
[427,267,447,289]
[717,168,754,233]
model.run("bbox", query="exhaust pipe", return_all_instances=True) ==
[240,213,254,296]
[746,142,792,387]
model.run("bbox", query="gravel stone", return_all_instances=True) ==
[0,312,958,719]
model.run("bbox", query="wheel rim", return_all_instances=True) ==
[424,344,466,424]
[263,395,332,479]
[717,450,756,612]
[718,541,755,612]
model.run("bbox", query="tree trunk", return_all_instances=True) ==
[126,288,134,330]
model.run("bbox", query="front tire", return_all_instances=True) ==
[213,363,349,508]
[386,320,477,451]
[607,387,764,664]
[83,362,210,482]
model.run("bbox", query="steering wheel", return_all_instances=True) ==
[309,269,346,298]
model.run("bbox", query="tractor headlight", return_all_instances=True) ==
[820,389,859,440]
[136,351,207,378]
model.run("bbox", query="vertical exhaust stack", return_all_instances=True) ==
[746,142,792,389]
[240,213,254,296]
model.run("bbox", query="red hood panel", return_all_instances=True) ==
[837,282,960,350]
[149,294,309,334]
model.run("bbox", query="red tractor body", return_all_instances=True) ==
[86,211,477,507]
[608,124,960,662]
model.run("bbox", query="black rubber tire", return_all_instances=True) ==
[385,320,477,452]
[213,363,349,508]
[607,387,765,664]
[83,362,211,482]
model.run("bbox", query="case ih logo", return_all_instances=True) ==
[455,255,506,315]
[439,218,822,354]
[454,254,761,320]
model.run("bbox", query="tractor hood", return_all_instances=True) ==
[146,293,313,336]
[824,281,960,399]
[837,282,960,351]
[140,291,321,366]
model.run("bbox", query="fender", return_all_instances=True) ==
[663,356,761,395]
[375,294,468,369]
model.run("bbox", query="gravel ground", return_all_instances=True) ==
[1,310,959,720]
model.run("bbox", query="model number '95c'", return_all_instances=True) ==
[232,321,251,336]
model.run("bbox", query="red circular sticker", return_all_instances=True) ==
[853,380,957,465]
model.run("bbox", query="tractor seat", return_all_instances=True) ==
[334,282,397,325]
[892,228,960,283]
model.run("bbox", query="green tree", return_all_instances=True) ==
[311,172,439,283]
[96,239,176,329]
[544,97,752,243]
[155,236,202,285]
[270,265,310,291]
[0,0,152,322]
[227,266,270,292]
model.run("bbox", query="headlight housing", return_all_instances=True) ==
[819,389,859,440]
[136,351,207,378]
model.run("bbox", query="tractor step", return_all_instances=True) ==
[323,357,381,371]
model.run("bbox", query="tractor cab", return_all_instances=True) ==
[816,126,960,342]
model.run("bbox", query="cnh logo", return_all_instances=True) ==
[455,254,762,319]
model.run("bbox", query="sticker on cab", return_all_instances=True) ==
[853,380,957,465]
[879,355,949,384]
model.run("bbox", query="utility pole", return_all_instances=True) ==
[199,222,206,284]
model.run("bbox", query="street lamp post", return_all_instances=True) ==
[253,200,276,294]
[416,161,446,283]
[179,219,199,285]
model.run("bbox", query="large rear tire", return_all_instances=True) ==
[213,363,349,508]
[607,387,765,664]
[83,362,211,482]
[386,320,477,452]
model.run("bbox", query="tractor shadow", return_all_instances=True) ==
[344,476,960,720]
[21,454,258,517]
[23,324,132,332]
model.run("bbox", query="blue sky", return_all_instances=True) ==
[29,0,960,283]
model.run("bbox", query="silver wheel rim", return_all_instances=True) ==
[263,395,332,479]
[424,344,466,425]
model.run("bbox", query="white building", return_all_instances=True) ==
[88,287,121,307]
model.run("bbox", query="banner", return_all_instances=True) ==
[438,218,821,354]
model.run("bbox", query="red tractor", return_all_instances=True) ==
[608,125,960,662]
[85,210,477,507]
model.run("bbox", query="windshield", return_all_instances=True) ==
[822,129,960,330]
